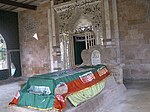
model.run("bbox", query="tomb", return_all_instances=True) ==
[8,0,126,111]
[8,45,126,112]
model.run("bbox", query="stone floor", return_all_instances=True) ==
[102,80,150,112]
[0,77,25,112]
[0,78,150,112]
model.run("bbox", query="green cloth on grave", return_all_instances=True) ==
[17,64,108,109]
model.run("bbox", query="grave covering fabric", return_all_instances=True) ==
[10,64,110,110]
[68,79,106,106]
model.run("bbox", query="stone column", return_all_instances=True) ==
[95,29,102,45]
[112,0,120,63]
[51,0,56,46]
[48,1,54,72]
[104,0,111,46]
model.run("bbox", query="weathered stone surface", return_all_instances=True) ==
[18,0,150,80]
[124,64,150,79]
[19,3,51,77]
[81,45,118,66]
[118,0,150,79]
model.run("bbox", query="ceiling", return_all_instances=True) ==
[0,0,72,12]
[0,0,50,12]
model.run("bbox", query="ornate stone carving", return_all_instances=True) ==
[23,15,39,41]
[53,0,104,69]
[54,0,103,34]
[54,0,100,13]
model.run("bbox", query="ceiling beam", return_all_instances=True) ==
[0,0,37,10]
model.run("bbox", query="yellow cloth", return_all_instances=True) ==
[67,79,105,106]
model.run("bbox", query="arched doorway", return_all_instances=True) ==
[54,0,104,70]
[70,15,96,66]
[0,34,9,80]
[0,34,21,80]
[59,16,96,68]
[0,34,8,70]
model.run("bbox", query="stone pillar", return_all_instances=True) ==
[60,33,70,70]
[48,1,54,72]
[112,0,120,63]
[104,0,111,46]
[95,29,103,45]
[51,0,56,46]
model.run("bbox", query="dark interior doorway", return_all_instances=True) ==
[73,36,86,65]
[0,10,21,80]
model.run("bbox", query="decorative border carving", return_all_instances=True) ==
[54,0,101,13]
[54,0,103,34]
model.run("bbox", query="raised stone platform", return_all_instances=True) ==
[65,75,126,112]
[8,75,126,112]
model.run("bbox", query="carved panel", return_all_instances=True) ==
[54,0,103,34]
[53,0,104,69]
[23,15,39,41]
[91,50,101,65]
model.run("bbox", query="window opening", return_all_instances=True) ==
[85,32,95,49]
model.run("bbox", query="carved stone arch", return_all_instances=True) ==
[54,0,104,69]
[67,14,93,33]
[74,15,93,28]
[65,11,82,32]
[56,0,103,34]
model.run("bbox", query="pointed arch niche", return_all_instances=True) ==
[53,0,104,69]
[71,15,96,66]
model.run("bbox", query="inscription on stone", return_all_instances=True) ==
[91,50,101,65]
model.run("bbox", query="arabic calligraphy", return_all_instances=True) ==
[54,0,101,13]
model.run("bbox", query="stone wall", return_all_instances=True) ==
[117,0,150,79]
[19,3,51,77]
[18,0,150,79]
